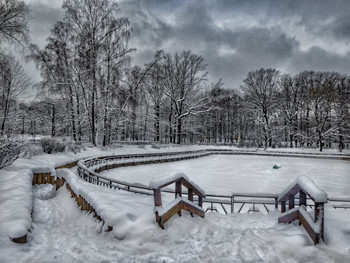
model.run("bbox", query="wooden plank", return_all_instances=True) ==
[159,201,182,225]
[289,195,295,209]
[281,201,286,213]
[314,203,320,222]
[11,234,27,244]
[182,201,205,218]
[153,189,162,207]
[188,188,193,202]
[279,185,300,202]
[181,178,205,197]
[299,211,320,245]
[299,191,306,206]
[175,181,182,198]
[198,196,203,207]
[278,209,299,223]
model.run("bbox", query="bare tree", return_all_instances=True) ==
[0,54,31,136]
[307,72,336,151]
[279,74,300,148]
[144,51,166,142]
[242,68,280,148]
[63,0,133,145]
[163,50,209,144]
[333,74,350,152]
[0,0,29,49]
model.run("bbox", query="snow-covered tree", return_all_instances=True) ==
[0,54,31,136]
[242,68,281,148]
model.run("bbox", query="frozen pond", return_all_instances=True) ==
[100,155,350,198]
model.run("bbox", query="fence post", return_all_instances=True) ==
[231,196,234,213]
[289,195,295,209]
[281,201,286,213]
[299,191,306,206]
[275,197,278,210]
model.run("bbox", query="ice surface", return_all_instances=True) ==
[100,154,350,198]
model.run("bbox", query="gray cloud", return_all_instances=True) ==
[287,46,350,74]
[28,3,65,47]
[22,0,350,92]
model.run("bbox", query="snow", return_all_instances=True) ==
[0,145,212,240]
[1,145,350,261]
[1,184,350,262]
[100,154,350,198]
[154,197,182,215]
[0,168,33,239]
[57,168,156,233]
[149,171,206,196]
[149,171,189,189]
[154,197,204,216]
[278,176,328,203]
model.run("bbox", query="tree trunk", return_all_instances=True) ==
[306,107,310,147]
[318,130,323,152]
[155,104,160,141]
[51,104,55,137]
[177,117,182,144]
[69,86,77,141]
[76,92,82,141]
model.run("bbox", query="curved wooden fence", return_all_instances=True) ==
[76,149,350,214]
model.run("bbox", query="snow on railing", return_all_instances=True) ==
[151,173,206,229]
[76,150,350,216]
[278,176,327,245]
[278,176,328,203]
[76,150,286,214]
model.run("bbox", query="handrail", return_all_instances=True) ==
[76,149,350,214]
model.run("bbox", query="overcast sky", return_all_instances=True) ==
[23,0,350,92]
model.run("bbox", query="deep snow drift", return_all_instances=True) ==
[1,184,350,262]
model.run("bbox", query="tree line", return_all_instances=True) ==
[1,0,349,151]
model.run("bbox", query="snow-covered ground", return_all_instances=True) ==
[100,154,350,198]
[1,145,350,262]
[0,183,349,262]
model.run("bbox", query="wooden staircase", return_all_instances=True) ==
[278,176,327,245]
[149,172,206,229]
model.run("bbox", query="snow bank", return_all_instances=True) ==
[149,171,206,196]
[58,169,156,238]
[0,168,33,238]
[278,176,328,203]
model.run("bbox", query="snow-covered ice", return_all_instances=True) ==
[100,154,350,198]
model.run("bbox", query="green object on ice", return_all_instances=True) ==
[273,165,279,169]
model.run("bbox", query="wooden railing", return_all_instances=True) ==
[278,176,327,244]
[76,150,350,215]
[76,149,283,213]
[151,173,206,229]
